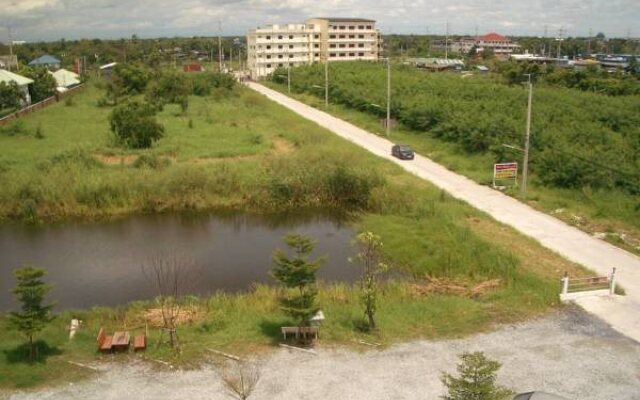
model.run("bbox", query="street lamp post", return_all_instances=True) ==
[522,74,533,197]
[385,57,391,137]
[324,58,329,108]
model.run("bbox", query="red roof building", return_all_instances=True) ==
[443,32,521,58]
[183,64,204,73]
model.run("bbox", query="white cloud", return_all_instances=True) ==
[1,0,638,40]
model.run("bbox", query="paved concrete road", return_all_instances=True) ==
[247,82,640,343]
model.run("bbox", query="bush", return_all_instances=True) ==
[325,167,381,209]
[133,154,171,169]
[109,100,164,149]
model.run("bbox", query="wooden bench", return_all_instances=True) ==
[281,326,299,340]
[96,327,113,352]
[299,326,319,340]
[281,326,319,341]
[133,335,146,351]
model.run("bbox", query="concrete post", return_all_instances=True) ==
[561,272,569,296]
[610,267,617,295]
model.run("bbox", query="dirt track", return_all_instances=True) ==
[8,307,640,400]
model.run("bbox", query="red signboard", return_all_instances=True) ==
[493,162,518,187]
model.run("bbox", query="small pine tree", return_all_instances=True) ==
[9,266,55,362]
[271,234,324,326]
[441,352,512,400]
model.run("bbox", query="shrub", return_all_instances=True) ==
[109,100,164,149]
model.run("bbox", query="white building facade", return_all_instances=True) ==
[247,18,381,79]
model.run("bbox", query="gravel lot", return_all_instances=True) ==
[7,306,640,400]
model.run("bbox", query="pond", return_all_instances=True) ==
[0,213,359,311]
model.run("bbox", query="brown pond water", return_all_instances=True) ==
[0,213,358,311]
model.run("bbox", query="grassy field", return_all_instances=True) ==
[264,80,640,255]
[0,78,591,391]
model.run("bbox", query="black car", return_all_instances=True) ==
[391,144,415,160]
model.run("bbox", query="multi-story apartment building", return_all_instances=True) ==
[247,18,381,79]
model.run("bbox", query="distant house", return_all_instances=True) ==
[0,55,18,70]
[438,32,521,58]
[0,69,34,105]
[406,57,464,71]
[49,68,81,91]
[28,54,61,70]
[183,64,205,73]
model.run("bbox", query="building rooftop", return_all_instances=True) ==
[479,32,508,42]
[0,69,34,86]
[311,17,375,23]
[28,54,61,66]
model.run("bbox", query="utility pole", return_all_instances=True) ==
[587,28,592,56]
[556,27,564,59]
[218,19,223,72]
[543,25,548,57]
[445,21,449,61]
[8,26,13,71]
[522,74,533,198]
[386,57,391,137]
[324,57,329,108]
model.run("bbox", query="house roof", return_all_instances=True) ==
[99,62,118,70]
[49,68,80,87]
[28,54,61,66]
[0,69,34,86]
[479,32,508,42]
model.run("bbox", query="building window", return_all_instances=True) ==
[331,26,337,30]
[358,34,364,38]
[366,25,372,29]
[339,44,345,48]
[266,64,271,68]
[266,45,271,49]
[329,35,336,39]
[358,43,364,48]
[330,44,336,48]
[349,44,355,48]
[278,45,283,49]
[289,44,294,49]
[278,63,283,67]
[278,54,283,58]
[349,52,355,56]
[289,54,293,58]
[278,35,283,39]
[329,53,336,57]
[358,52,364,56]
[289,35,293,39]
[339,35,345,39]
[266,55,271,59]
[314,34,319,39]
[339,53,345,57]
[314,43,319,48]
[339,26,345,30]
[348,35,355,38]
[314,53,319,57]
[358,25,364,29]
[266,35,271,40]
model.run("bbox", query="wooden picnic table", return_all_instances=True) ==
[111,331,130,351]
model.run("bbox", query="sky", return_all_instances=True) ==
[1,0,639,42]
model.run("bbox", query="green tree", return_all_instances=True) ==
[0,81,25,110]
[9,266,55,362]
[441,352,512,400]
[19,67,56,103]
[350,231,388,331]
[112,63,150,94]
[271,234,324,326]
[109,100,164,148]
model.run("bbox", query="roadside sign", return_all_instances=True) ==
[493,162,518,188]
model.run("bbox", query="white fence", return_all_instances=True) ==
[560,268,617,302]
